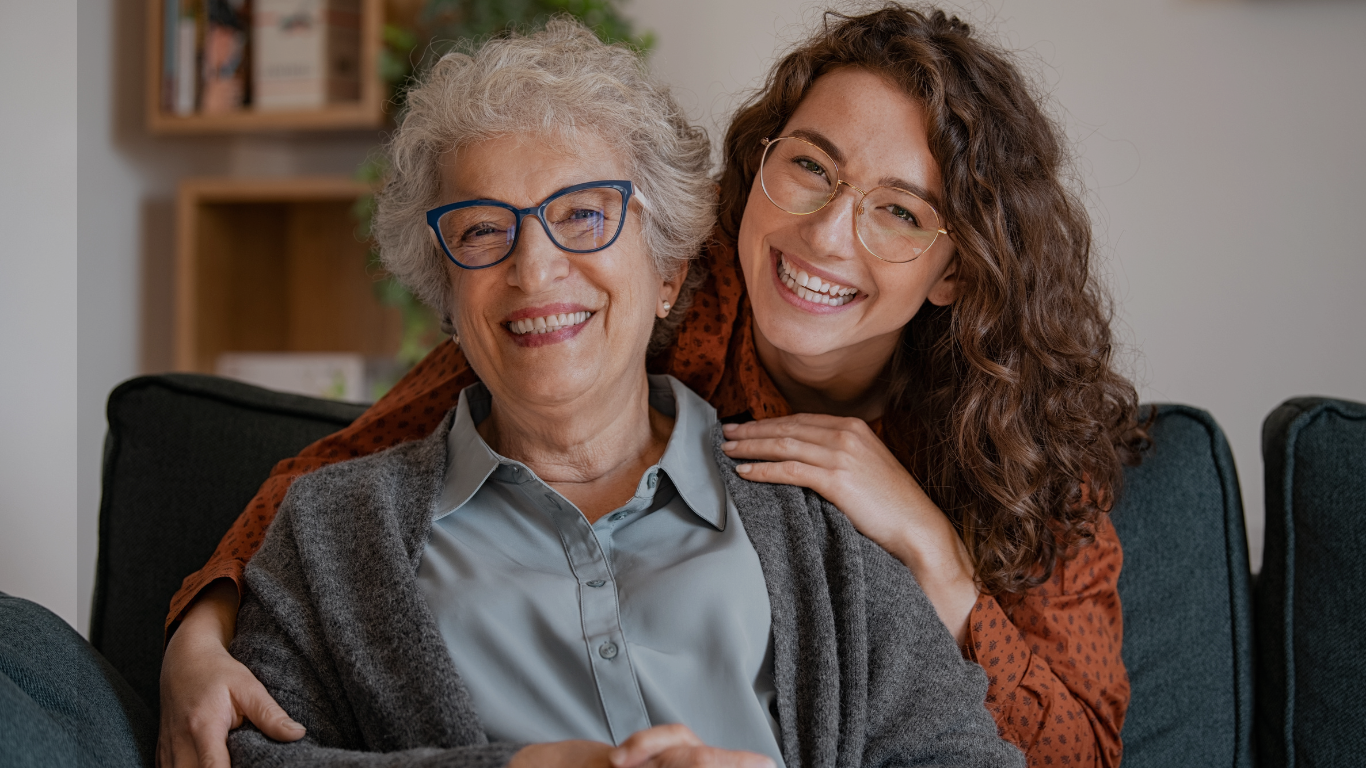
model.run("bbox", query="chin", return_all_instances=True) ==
[750,301,846,359]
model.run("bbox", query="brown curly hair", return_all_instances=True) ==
[718,4,1149,598]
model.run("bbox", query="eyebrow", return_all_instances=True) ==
[788,129,845,166]
[786,127,942,208]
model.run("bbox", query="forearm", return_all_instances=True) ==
[966,595,1126,767]
[981,650,1123,767]
[881,507,978,645]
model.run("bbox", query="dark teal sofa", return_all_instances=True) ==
[1,374,1361,766]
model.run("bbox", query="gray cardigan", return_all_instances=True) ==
[228,410,1023,768]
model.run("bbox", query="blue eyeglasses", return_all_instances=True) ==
[426,180,638,270]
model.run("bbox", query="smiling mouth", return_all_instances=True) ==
[506,310,594,336]
[776,255,858,307]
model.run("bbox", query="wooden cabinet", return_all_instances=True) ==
[145,0,421,134]
[174,176,408,373]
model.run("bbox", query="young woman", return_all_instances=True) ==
[159,6,1145,768]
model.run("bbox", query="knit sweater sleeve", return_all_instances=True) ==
[228,596,519,768]
[226,434,526,768]
[858,538,1027,768]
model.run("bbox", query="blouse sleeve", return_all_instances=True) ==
[163,339,477,636]
[963,515,1129,768]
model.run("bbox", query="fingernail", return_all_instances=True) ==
[722,422,737,432]
[608,748,626,767]
[736,464,752,474]
[722,441,737,450]
[287,720,305,731]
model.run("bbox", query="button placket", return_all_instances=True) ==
[530,479,651,743]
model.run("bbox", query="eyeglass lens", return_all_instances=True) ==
[760,137,941,263]
[436,186,626,268]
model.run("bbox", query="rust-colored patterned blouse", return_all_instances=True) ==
[168,236,1128,767]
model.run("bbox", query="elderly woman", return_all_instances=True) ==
[223,20,1019,768]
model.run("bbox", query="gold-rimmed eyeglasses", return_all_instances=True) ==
[758,136,948,263]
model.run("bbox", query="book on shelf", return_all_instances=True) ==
[167,0,201,115]
[160,0,361,118]
[254,0,361,110]
[216,352,367,401]
[201,0,251,114]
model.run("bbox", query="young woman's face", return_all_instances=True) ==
[737,67,958,364]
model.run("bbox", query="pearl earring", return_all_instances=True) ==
[661,301,671,316]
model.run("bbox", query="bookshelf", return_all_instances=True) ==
[145,0,420,134]
[174,176,409,373]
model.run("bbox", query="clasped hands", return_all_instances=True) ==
[509,725,774,768]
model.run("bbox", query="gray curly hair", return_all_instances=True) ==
[373,18,716,351]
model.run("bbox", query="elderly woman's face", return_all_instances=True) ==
[440,133,675,409]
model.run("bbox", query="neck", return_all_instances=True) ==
[752,323,897,421]
[476,373,673,521]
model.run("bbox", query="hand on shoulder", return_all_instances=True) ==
[721,414,978,642]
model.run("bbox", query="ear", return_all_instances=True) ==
[926,253,960,307]
[658,262,689,318]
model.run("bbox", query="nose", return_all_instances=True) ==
[505,214,571,293]
[797,181,863,261]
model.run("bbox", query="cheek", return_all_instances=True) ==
[737,192,774,274]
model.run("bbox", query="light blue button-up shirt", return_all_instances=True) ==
[416,376,783,765]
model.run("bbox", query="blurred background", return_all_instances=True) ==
[1,0,1362,634]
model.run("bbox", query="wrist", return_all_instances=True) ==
[177,579,240,649]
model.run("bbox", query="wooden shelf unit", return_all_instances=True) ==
[174,176,407,373]
[146,0,411,135]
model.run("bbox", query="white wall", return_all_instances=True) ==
[626,0,1366,570]
[64,0,1366,630]
[75,0,377,635]
[0,3,79,626]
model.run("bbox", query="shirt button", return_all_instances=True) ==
[646,472,657,489]
[610,511,628,523]
[599,642,619,660]
[586,579,606,588]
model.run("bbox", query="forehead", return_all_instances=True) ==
[439,131,627,205]
[780,67,941,191]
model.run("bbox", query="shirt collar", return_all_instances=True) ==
[435,375,727,531]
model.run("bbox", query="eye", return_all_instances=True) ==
[566,208,604,222]
[794,157,829,179]
[462,221,505,240]
[886,204,920,227]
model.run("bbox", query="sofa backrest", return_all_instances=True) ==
[1255,396,1366,768]
[1110,405,1254,768]
[92,374,367,716]
[94,376,1258,768]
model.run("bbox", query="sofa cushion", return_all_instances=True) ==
[1111,405,1254,768]
[0,592,155,767]
[91,374,367,716]
[1255,397,1366,768]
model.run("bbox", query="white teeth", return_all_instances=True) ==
[778,256,856,306]
[508,310,592,335]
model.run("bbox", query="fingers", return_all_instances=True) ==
[722,414,867,441]
[187,712,232,768]
[235,677,305,742]
[610,724,703,768]
[722,434,838,469]
[721,418,871,463]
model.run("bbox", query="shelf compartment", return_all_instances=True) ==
[174,176,409,373]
